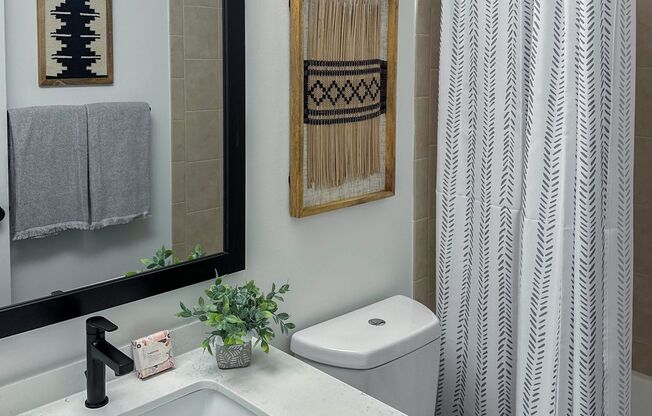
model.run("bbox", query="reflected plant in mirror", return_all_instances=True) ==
[124,245,205,277]
[177,274,295,368]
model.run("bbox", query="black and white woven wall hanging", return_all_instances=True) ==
[37,0,113,86]
[290,0,397,218]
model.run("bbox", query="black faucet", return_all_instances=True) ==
[85,317,134,409]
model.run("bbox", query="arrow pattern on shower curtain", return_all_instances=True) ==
[434,0,635,415]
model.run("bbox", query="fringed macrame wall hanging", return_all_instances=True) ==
[290,0,397,217]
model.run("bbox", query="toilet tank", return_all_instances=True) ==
[291,295,440,416]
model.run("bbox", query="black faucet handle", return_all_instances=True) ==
[86,316,118,335]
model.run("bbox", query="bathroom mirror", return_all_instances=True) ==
[0,0,245,338]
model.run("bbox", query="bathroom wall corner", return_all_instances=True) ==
[412,0,439,313]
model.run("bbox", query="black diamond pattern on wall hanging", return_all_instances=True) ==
[38,0,113,86]
[304,59,387,125]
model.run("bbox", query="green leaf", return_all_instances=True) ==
[201,338,213,355]
[224,334,245,346]
[207,312,223,325]
[277,313,289,320]
[261,340,269,353]
[253,337,262,348]
[225,315,244,324]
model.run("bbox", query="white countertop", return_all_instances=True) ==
[18,345,405,416]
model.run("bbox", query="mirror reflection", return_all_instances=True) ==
[0,0,225,307]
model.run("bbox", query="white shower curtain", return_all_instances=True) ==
[435,0,635,415]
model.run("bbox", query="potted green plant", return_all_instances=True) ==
[176,273,295,369]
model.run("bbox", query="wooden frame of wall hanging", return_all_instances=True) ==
[290,0,397,218]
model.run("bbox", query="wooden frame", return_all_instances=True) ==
[0,0,245,339]
[37,0,114,86]
[289,0,397,218]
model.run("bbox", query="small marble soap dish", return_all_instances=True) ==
[131,330,175,379]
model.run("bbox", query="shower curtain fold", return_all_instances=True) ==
[434,0,635,415]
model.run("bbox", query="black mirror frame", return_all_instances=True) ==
[0,0,246,339]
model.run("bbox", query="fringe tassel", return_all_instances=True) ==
[306,0,382,189]
[307,119,380,189]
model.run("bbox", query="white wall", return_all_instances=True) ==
[243,0,414,335]
[633,372,652,416]
[0,0,415,397]
[4,0,172,302]
[0,1,10,308]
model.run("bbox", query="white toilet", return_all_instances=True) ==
[290,295,441,416]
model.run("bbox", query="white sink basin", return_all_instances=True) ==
[138,389,256,416]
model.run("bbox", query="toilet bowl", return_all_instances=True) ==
[290,295,440,416]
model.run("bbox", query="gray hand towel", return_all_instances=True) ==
[86,102,151,229]
[8,106,90,240]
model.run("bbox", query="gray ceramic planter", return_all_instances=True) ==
[216,340,252,369]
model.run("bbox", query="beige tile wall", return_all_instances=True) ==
[169,0,224,258]
[413,0,440,312]
[634,0,652,376]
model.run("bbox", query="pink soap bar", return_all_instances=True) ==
[131,330,175,379]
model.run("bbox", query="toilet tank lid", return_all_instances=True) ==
[290,295,440,370]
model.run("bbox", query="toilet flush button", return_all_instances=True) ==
[368,318,386,326]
